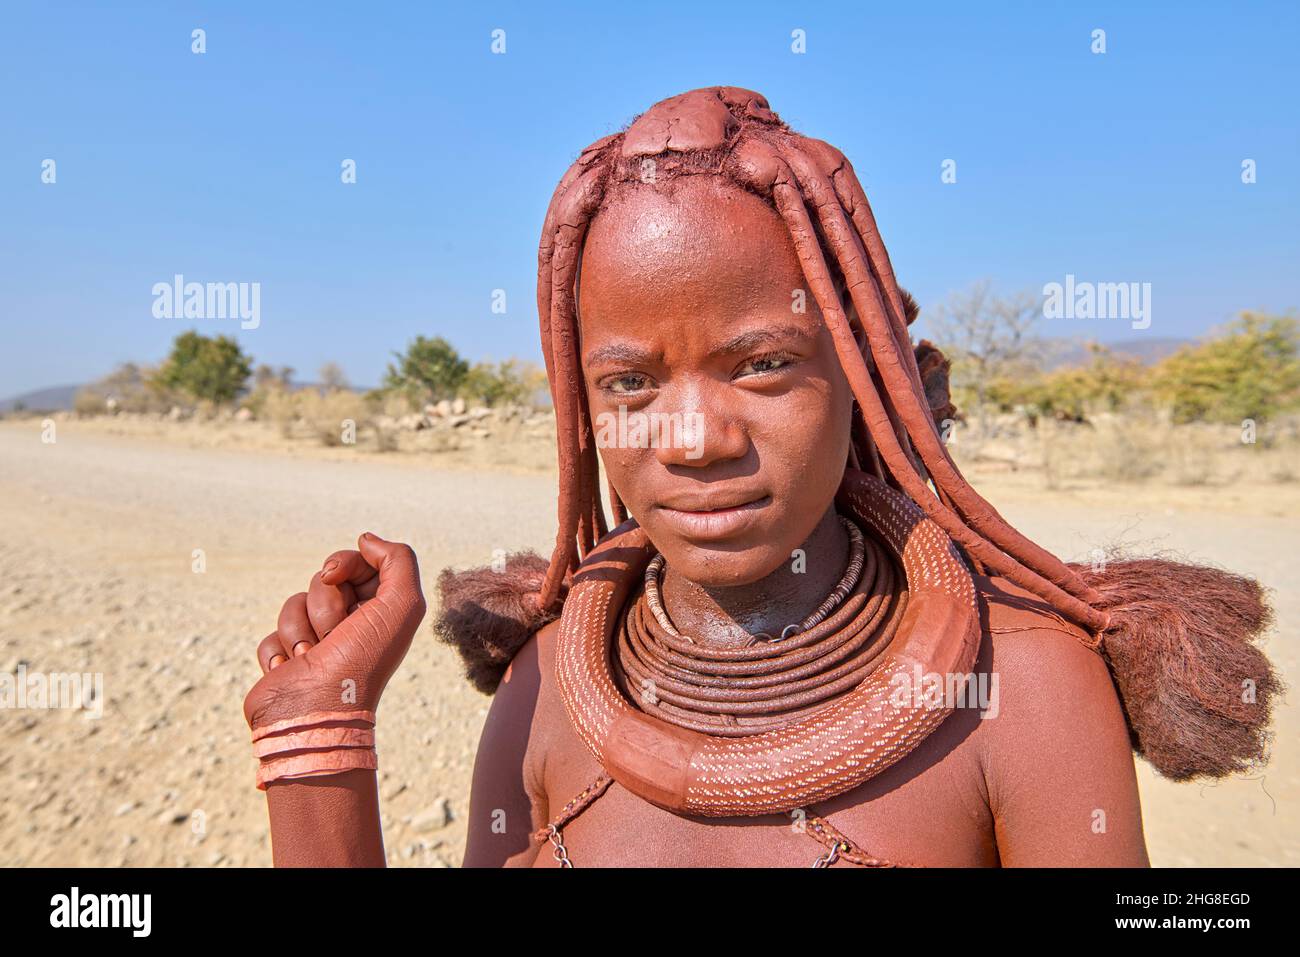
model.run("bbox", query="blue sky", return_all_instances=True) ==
[2,0,1297,397]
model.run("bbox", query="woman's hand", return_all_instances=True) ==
[243,532,427,733]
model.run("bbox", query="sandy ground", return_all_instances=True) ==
[0,416,1296,867]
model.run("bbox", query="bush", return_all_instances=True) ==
[298,389,371,446]
[986,344,1145,424]
[459,359,546,408]
[318,362,348,391]
[1152,312,1300,424]
[382,336,468,405]
[153,331,253,404]
[260,385,374,446]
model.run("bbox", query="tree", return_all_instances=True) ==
[254,364,294,390]
[460,359,545,407]
[383,336,468,404]
[988,343,1144,424]
[925,281,1044,434]
[318,362,348,392]
[153,331,253,404]
[1152,311,1300,424]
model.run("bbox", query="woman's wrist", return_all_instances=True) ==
[251,709,379,791]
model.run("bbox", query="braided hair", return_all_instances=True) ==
[438,87,1279,781]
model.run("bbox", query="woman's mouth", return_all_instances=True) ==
[653,495,772,541]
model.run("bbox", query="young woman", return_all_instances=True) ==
[243,87,1278,867]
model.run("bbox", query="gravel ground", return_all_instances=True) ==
[0,418,1295,866]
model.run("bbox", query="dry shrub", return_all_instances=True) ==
[258,387,372,446]
[1037,415,1162,486]
[374,391,415,419]
[74,363,184,416]
[971,410,1300,489]
[1164,429,1219,486]
[373,423,400,453]
[73,390,109,416]
[296,389,369,447]
[261,387,299,438]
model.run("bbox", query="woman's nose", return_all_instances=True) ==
[652,386,750,468]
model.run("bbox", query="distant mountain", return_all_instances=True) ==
[0,384,80,413]
[1040,336,1190,369]
[0,381,374,414]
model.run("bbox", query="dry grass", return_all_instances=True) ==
[255,388,421,451]
[951,412,1300,492]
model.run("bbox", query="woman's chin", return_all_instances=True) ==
[651,538,791,589]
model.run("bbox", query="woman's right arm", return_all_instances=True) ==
[265,770,386,866]
[244,533,427,867]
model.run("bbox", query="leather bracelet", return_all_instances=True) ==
[250,710,378,791]
[256,748,378,790]
[252,725,375,759]
[251,709,377,741]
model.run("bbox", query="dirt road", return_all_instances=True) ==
[0,419,1295,866]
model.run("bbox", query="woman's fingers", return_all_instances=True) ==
[276,592,317,660]
[306,572,357,640]
[320,540,409,606]
[270,536,420,666]
[319,549,378,589]
[352,575,380,604]
[356,533,425,620]
[257,632,287,674]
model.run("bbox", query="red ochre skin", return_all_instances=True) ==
[247,147,1148,870]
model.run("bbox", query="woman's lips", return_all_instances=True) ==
[653,495,772,541]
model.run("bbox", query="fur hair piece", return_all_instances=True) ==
[434,551,561,694]
[899,288,921,327]
[913,339,959,426]
[1069,557,1282,781]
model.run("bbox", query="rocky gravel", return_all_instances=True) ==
[0,418,1295,866]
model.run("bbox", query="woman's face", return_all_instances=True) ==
[576,176,854,588]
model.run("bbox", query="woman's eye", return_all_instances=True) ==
[736,354,793,377]
[607,373,651,393]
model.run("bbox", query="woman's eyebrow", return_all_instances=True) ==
[708,325,815,359]
[582,326,814,368]
[583,342,659,367]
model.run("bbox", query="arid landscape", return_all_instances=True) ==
[0,414,1296,867]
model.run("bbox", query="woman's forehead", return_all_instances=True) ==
[586,176,788,253]
[577,178,807,322]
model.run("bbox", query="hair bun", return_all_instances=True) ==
[622,86,778,158]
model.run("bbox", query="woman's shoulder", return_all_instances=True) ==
[972,572,1107,675]
[488,619,572,748]
[966,573,1129,758]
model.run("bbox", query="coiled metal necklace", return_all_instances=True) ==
[617,514,905,737]
[553,469,982,818]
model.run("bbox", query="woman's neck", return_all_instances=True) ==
[659,504,848,647]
